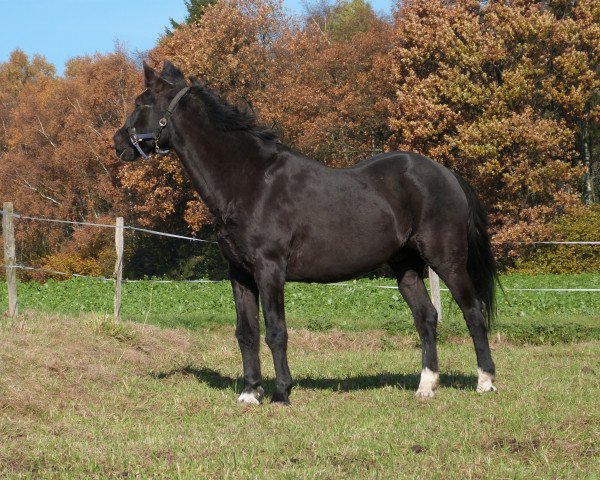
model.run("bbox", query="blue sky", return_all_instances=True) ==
[0,0,394,75]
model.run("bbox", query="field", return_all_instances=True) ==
[2,273,599,343]
[1,274,599,478]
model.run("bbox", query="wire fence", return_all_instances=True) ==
[0,210,218,244]
[2,208,599,287]
[1,205,599,320]
[4,209,599,247]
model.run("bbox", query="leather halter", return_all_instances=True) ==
[126,86,190,159]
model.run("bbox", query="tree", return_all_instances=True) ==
[164,0,218,36]
[386,0,594,243]
[543,0,600,203]
[259,19,393,166]
[0,50,55,153]
[121,0,287,234]
[303,0,378,42]
[0,51,140,273]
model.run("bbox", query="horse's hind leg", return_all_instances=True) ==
[437,266,496,393]
[389,259,440,398]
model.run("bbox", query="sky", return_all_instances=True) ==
[0,0,394,75]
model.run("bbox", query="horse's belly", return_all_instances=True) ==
[285,231,399,282]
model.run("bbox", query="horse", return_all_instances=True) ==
[114,61,498,404]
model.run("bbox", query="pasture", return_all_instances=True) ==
[2,273,599,342]
[1,274,599,478]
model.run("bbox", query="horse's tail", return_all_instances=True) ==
[452,172,499,330]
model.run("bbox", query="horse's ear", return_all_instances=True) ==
[161,60,184,81]
[143,61,172,90]
[189,75,203,86]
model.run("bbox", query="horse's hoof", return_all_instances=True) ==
[270,391,290,405]
[415,368,439,399]
[476,383,498,393]
[237,386,264,405]
[476,368,497,393]
[415,389,436,399]
[271,400,291,407]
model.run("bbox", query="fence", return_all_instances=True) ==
[2,202,599,322]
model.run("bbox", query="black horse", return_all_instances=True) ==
[114,61,498,404]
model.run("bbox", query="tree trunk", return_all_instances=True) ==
[582,123,594,204]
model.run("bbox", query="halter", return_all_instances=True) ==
[126,86,190,159]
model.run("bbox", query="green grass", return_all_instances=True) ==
[1,273,599,344]
[0,313,598,478]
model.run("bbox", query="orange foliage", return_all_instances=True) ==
[0,50,139,268]
[0,0,598,275]
[386,0,598,238]
[259,20,393,166]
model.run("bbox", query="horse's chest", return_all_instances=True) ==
[215,223,252,269]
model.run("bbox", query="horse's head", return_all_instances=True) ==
[114,61,188,162]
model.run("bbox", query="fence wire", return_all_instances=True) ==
[1,209,599,293]
[2,264,600,292]
[0,210,218,244]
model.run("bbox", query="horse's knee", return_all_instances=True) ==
[265,326,288,350]
[236,324,259,348]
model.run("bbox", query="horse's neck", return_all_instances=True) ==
[171,110,273,217]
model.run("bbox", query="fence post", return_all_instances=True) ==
[3,202,18,317]
[428,267,442,322]
[114,217,124,322]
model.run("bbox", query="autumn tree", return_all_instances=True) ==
[541,0,600,204]
[0,50,140,274]
[0,49,55,154]
[303,0,379,41]
[386,0,597,245]
[119,0,287,236]
[259,17,393,166]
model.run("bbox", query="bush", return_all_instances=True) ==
[40,252,104,279]
[514,205,600,273]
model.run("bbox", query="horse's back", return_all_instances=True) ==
[355,151,466,211]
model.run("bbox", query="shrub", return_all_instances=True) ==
[514,205,600,273]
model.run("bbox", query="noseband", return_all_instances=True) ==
[126,86,190,159]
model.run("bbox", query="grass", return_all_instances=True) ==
[0,312,599,478]
[1,273,599,344]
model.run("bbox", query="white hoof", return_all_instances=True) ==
[416,368,439,399]
[237,387,264,405]
[415,388,436,398]
[476,368,497,393]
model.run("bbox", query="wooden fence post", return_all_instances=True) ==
[3,202,18,317]
[114,217,124,322]
[428,267,442,322]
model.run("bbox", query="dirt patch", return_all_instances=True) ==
[488,437,542,454]
[288,329,415,352]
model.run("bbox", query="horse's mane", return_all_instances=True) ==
[189,78,278,143]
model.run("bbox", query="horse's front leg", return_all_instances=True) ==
[255,260,292,404]
[230,265,264,404]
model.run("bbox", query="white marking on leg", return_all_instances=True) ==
[237,386,264,405]
[415,368,439,398]
[476,367,497,393]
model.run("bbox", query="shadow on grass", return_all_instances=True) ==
[152,367,477,393]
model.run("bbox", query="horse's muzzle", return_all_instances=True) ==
[113,128,138,162]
